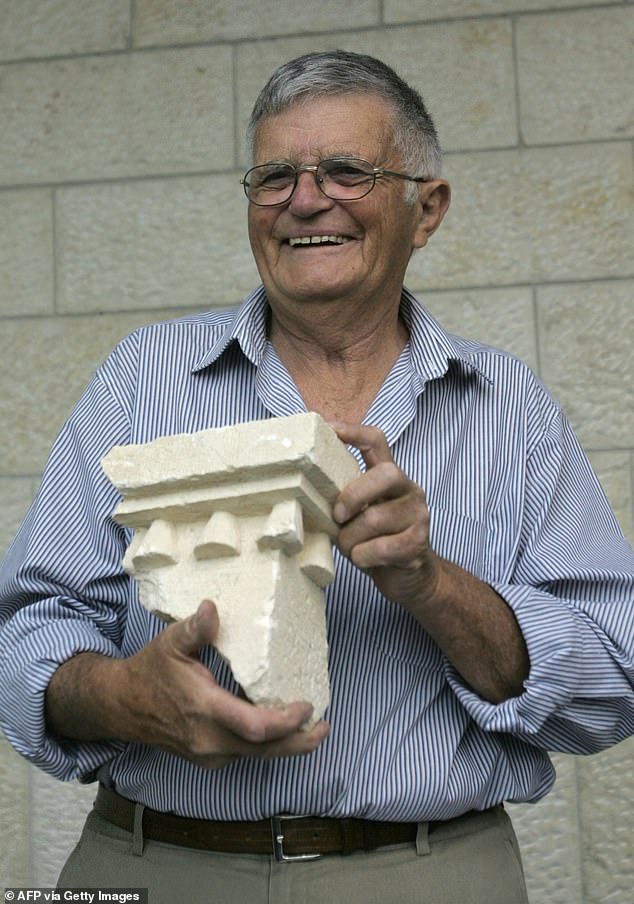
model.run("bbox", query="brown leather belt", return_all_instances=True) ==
[95,784,419,860]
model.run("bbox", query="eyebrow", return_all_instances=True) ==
[258,152,383,167]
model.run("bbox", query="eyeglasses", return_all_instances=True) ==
[241,156,429,207]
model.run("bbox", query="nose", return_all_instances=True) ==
[288,169,335,216]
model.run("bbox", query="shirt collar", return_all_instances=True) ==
[192,286,269,372]
[399,288,492,386]
[192,284,491,386]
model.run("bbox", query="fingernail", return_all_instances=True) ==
[333,502,346,523]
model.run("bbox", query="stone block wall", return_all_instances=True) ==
[1,2,632,899]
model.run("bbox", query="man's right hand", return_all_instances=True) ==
[45,600,329,768]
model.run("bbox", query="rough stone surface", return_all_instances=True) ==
[0,190,54,316]
[102,413,360,723]
[517,8,634,144]
[0,736,29,887]
[410,144,634,289]
[134,0,379,44]
[28,769,94,886]
[0,478,39,557]
[577,738,634,904]
[0,48,233,186]
[537,281,634,450]
[56,176,259,314]
[0,0,130,61]
[508,754,582,904]
[384,0,615,21]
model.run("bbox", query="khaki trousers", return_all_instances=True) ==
[58,805,529,904]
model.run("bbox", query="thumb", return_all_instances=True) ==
[173,599,220,656]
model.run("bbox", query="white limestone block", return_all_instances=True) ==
[56,176,259,315]
[134,0,379,46]
[0,48,233,186]
[517,8,634,145]
[0,189,54,317]
[102,413,360,725]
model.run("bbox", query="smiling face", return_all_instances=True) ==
[247,93,448,322]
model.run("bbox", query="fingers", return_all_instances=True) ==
[330,421,392,469]
[180,680,330,768]
[166,599,220,659]
[333,462,415,525]
[329,422,435,606]
[330,421,426,532]
[193,720,330,770]
[338,509,428,570]
[331,423,407,525]
[199,705,330,764]
[147,600,330,766]
[207,687,317,746]
[254,718,330,760]
[171,602,321,741]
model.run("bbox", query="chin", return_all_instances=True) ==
[285,285,355,304]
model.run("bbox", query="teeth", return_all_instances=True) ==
[288,235,348,246]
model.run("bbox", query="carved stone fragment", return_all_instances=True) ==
[101,413,360,725]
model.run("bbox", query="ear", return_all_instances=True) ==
[413,180,451,249]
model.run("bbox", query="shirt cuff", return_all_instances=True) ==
[444,582,603,744]
[0,615,127,781]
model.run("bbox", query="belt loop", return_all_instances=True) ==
[415,821,430,856]
[339,818,358,856]
[132,802,145,856]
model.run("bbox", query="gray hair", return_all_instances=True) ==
[246,49,443,193]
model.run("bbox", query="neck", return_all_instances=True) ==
[268,294,408,422]
[269,288,405,356]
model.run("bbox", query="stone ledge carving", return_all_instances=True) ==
[101,413,360,725]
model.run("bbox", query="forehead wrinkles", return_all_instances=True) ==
[252,96,399,165]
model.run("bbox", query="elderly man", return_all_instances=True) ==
[1,50,632,904]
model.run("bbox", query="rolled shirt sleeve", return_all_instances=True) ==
[444,409,634,752]
[0,357,135,780]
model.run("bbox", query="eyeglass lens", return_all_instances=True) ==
[243,158,376,205]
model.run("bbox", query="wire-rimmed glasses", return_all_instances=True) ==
[241,156,429,207]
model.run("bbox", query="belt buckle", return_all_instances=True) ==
[271,815,321,863]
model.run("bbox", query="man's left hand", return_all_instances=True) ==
[330,421,529,703]
[330,422,440,614]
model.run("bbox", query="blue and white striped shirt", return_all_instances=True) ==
[1,287,633,821]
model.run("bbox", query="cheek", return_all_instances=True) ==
[247,212,262,245]
[248,216,275,262]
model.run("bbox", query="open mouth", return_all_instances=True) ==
[287,235,350,247]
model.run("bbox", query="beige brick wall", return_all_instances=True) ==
[0,2,632,899]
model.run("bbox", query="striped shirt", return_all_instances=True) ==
[1,287,633,821]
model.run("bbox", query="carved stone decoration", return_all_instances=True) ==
[101,413,360,725]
